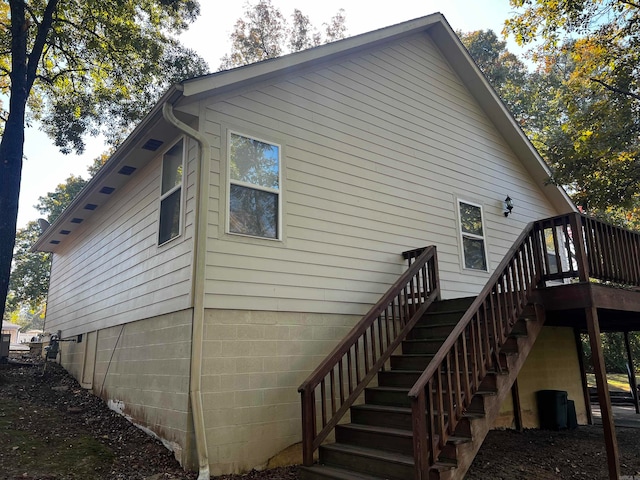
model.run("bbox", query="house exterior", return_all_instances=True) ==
[1,320,20,345]
[33,13,592,478]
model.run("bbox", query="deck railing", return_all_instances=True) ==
[537,214,640,286]
[409,212,640,477]
[298,246,441,466]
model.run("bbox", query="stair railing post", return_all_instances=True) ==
[432,248,441,301]
[532,221,546,287]
[412,392,429,479]
[569,213,590,282]
[300,388,315,466]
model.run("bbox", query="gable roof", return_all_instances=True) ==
[33,13,575,252]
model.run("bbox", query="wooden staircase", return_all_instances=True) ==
[300,296,546,480]
[299,213,640,480]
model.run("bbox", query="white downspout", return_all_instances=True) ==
[162,97,211,480]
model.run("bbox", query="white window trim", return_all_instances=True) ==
[457,199,489,272]
[158,136,186,246]
[226,130,282,241]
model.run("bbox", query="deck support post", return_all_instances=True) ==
[623,331,639,414]
[574,328,593,424]
[585,306,620,480]
[511,378,523,431]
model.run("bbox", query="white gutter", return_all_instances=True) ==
[162,96,211,480]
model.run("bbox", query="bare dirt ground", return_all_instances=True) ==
[1,359,639,479]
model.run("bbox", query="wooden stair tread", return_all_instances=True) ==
[384,368,423,373]
[425,309,467,315]
[351,403,411,415]
[431,457,458,471]
[475,387,498,396]
[367,384,494,396]
[337,423,413,438]
[321,443,414,466]
[462,409,485,419]
[300,464,390,480]
[391,353,434,357]
[446,434,472,445]
[356,400,479,420]
[367,386,409,392]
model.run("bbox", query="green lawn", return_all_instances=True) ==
[586,372,639,392]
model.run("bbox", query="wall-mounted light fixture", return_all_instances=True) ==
[504,196,514,217]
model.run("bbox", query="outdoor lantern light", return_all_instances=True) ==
[504,196,514,217]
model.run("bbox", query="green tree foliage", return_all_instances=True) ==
[35,175,88,224]
[582,332,640,375]
[3,166,103,326]
[505,0,640,213]
[219,0,347,70]
[0,0,208,325]
[6,222,50,315]
[459,30,530,121]
[459,30,565,147]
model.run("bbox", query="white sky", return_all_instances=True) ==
[17,0,523,228]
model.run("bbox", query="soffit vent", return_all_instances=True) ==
[118,166,137,176]
[141,138,164,151]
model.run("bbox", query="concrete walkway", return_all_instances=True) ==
[592,403,640,429]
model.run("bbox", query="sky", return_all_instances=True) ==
[17,0,524,229]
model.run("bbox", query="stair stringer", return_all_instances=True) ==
[435,304,547,480]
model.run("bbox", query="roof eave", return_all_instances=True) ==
[32,86,184,252]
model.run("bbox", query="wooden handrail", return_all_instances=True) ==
[409,222,540,477]
[298,246,441,466]
[409,212,640,477]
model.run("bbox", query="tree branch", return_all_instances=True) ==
[36,67,95,86]
[24,2,41,28]
[618,0,640,9]
[590,77,640,101]
[26,0,60,93]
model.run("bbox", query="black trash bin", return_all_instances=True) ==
[567,399,578,430]
[536,390,568,430]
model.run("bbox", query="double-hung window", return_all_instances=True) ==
[228,132,280,239]
[158,138,184,245]
[458,200,488,271]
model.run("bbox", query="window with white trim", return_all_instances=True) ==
[458,200,488,271]
[228,132,280,239]
[158,138,184,245]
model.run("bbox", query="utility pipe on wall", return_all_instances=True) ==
[162,96,211,480]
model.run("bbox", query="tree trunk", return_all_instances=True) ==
[0,118,25,325]
[1,0,29,327]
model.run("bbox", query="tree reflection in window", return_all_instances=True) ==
[459,201,487,270]
[159,139,184,245]
[229,133,280,239]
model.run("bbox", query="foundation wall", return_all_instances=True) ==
[201,309,359,475]
[59,309,194,466]
[495,326,588,428]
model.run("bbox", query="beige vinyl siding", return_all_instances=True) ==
[45,138,197,338]
[201,31,559,313]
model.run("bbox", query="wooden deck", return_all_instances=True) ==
[536,282,640,332]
